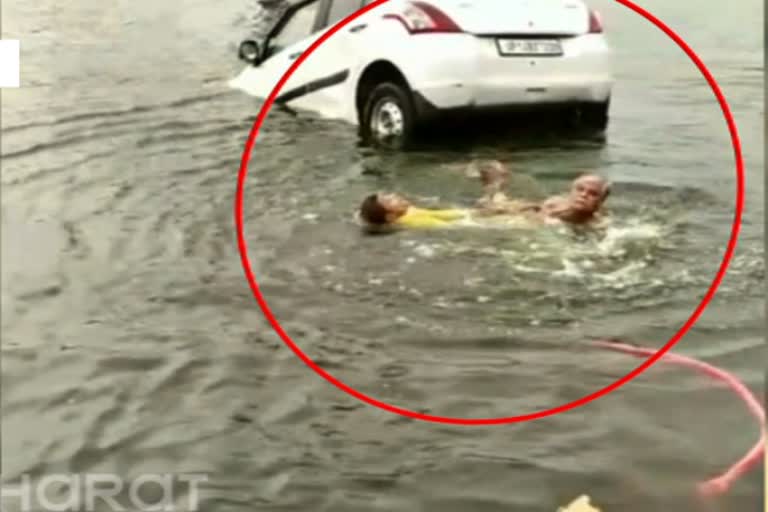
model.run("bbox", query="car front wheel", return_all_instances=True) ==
[361,82,416,150]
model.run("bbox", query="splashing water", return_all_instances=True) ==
[498,217,667,274]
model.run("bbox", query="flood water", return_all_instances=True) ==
[2,0,764,511]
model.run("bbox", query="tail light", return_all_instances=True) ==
[589,9,604,33]
[383,1,463,34]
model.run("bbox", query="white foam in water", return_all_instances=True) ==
[592,221,664,256]
[413,244,437,259]
[497,217,668,290]
[552,258,587,279]
[586,260,650,288]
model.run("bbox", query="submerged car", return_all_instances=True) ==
[231,0,614,149]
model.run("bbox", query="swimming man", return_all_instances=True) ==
[472,159,612,225]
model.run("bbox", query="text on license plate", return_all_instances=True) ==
[496,38,563,56]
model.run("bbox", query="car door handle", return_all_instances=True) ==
[349,23,367,33]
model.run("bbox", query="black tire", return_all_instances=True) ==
[360,82,416,151]
[578,98,610,131]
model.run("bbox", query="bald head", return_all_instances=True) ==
[574,174,610,198]
[568,174,611,214]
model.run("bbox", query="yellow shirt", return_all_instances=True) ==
[393,207,469,229]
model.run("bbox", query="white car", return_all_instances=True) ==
[231,0,614,149]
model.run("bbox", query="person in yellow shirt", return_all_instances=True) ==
[357,192,470,232]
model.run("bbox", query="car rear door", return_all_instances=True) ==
[275,0,367,120]
[235,0,327,102]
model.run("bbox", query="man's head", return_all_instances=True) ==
[567,174,611,214]
[359,193,411,225]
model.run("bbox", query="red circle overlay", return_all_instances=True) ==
[235,0,744,425]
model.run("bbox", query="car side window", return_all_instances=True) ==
[270,2,322,55]
[326,0,363,27]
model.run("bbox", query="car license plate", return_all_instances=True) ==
[496,38,563,56]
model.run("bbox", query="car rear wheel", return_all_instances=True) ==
[361,82,416,150]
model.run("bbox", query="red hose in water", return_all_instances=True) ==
[592,340,765,498]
